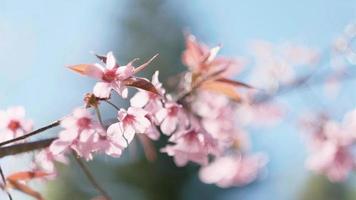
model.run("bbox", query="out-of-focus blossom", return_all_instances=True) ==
[182,34,243,76]
[0,106,33,144]
[33,149,68,175]
[301,109,356,182]
[199,153,267,187]
[332,23,356,65]
[162,124,219,166]
[249,40,319,92]
[235,102,285,126]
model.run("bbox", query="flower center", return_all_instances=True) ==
[123,114,135,124]
[102,69,117,82]
[77,117,91,129]
[8,120,21,132]
[168,106,179,116]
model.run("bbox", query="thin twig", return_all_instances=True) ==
[0,165,13,200]
[71,151,111,200]
[94,106,104,127]
[253,68,356,104]
[0,121,60,147]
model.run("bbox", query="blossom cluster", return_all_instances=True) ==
[300,109,356,182]
[0,27,355,199]
[0,34,268,191]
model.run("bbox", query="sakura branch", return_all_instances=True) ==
[0,24,355,199]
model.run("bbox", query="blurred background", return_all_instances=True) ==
[0,0,356,199]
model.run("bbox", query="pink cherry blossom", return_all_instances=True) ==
[130,71,165,113]
[301,111,356,182]
[0,106,33,144]
[50,108,102,160]
[95,123,128,157]
[156,102,187,135]
[182,34,243,75]
[33,148,68,175]
[110,107,151,144]
[161,125,219,166]
[69,52,157,99]
[199,153,267,187]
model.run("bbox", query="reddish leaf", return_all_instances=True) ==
[7,180,43,200]
[214,78,253,89]
[123,77,159,95]
[7,171,50,182]
[68,64,96,75]
[200,81,242,102]
[133,54,159,74]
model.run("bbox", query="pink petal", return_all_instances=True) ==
[93,82,112,98]
[106,51,117,69]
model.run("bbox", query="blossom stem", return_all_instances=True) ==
[71,151,111,200]
[0,165,13,200]
[0,121,60,147]
[104,100,120,111]
[94,106,104,127]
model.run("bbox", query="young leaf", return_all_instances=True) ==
[7,171,50,182]
[214,78,253,88]
[68,64,97,75]
[200,81,242,102]
[133,54,159,74]
[123,77,159,95]
[7,180,43,200]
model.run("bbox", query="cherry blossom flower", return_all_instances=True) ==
[33,149,68,175]
[156,102,187,135]
[182,34,243,75]
[161,125,219,166]
[95,123,128,157]
[248,40,319,92]
[199,153,267,187]
[130,71,165,114]
[49,108,102,160]
[69,52,157,98]
[0,106,33,144]
[301,111,356,182]
[109,107,151,144]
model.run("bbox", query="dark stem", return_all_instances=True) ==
[0,138,56,158]
[0,121,60,147]
[71,151,112,200]
[0,165,13,200]
[94,106,104,127]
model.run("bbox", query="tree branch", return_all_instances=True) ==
[0,121,60,147]
[0,138,55,158]
[72,151,111,200]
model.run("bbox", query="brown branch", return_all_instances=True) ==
[0,138,55,158]
[0,121,60,147]
[0,165,13,200]
[72,151,111,200]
